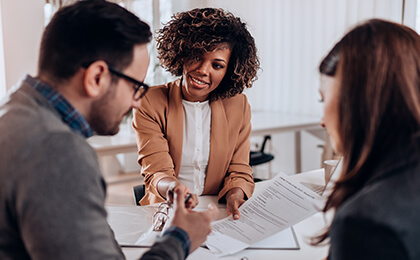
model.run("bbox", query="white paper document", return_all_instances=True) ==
[106,205,160,247]
[107,204,299,252]
[248,227,299,249]
[205,172,324,256]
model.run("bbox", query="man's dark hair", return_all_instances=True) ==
[38,0,152,82]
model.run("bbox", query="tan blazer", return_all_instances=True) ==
[133,79,255,205]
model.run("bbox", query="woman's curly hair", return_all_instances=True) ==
[156,8,260,100]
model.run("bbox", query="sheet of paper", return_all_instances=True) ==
[106,205,160,247]
[206,172,324,256]
[248,227,299,249]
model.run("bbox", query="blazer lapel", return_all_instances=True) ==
[167,80,184,177]
[203,100,229,194]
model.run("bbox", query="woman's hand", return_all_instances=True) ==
[225,187,246,220]
[167,182,199,210]
[158,178,198,210]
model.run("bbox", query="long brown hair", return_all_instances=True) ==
[314,19,420,244]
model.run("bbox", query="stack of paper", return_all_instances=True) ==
[205,172,324,256]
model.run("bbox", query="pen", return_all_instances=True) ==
[184,193,192,205]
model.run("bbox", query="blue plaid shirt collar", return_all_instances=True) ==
[25,75,94,138]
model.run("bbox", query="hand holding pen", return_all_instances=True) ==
[166,182,198,210]
[169,187,218,253]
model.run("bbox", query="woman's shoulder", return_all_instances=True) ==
[149,79,180,94]
[334,166,420,229]
[214,93,250,121]
[218,93,250,114]
[143,79,181,102]
[219,93,249,106]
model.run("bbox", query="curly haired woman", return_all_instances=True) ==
[133,8,259,219]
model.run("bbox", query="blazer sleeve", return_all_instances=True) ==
[217,96,255,202]
[133,93,178,204]
[328,214,408,260]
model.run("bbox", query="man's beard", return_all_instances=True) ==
[89,85,121,136]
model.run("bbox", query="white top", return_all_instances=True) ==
[178,100,211,195]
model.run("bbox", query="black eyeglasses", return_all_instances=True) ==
[107,64,149,100]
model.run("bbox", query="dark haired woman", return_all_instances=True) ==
[317,19,420,259]
[133,8,259,219]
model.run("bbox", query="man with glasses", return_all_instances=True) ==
[0,1,218,260]
[107,63,150,99]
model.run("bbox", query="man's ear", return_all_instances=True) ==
[83,60,109,98]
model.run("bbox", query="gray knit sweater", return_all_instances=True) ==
[0,78,184,260]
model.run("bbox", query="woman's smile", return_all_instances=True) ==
[189,75,209,89]
[181,43,231,102]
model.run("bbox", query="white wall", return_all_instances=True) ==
[0,0,5,97]
[0,0,44,92]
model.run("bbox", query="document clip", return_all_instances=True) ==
[152,202,172,231]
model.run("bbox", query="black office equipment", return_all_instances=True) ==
[250,135,274,182]
[133,184,145,206]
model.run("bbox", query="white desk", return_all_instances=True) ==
[251,112,321,173]
[88,112,321,174]
[250,112,320,137]
[121,213,328,260]
[87,132,138,158]
[107,169,329,260]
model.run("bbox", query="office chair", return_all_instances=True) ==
[250,135,274,182]
[133,184,145,206]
